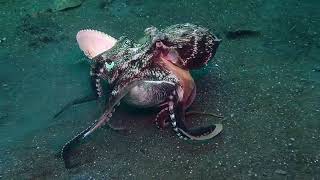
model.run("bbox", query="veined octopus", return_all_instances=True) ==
[60,23,222,167]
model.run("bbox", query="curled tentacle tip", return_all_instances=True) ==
[178,123,223,141]
[195,123,223,140]
[210,124,223,138]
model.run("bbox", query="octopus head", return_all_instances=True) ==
[153,23,221,69]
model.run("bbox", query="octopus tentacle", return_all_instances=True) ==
[83,81,146,137]
[61,105,116,168]
[154,107,170,129]
[90,63,105,97]
[168,89,223,141]
[154,108,223,130]
[61,125,93,168]
[61,78,150,166]
[84,69,177,138]
[61,66,173,166]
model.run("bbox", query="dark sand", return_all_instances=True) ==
[0,0,319,179]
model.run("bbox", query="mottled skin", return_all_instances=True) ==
[61,24,221,167]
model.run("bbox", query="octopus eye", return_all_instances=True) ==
[155,40,163,48]
[105,61,115,71]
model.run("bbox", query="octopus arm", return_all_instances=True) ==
[82,77,148,138]
[167,86,223,141]
[61,71,158,167]
[89,62,105,97]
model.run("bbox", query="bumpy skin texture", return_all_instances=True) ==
[61,23,221,167]
[145,23,221,69]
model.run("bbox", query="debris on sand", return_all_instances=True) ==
[99,0,113,9]
[52,0,84,12]
[275,169,287,175]
[0,37,6,43]
[225,29,260,40]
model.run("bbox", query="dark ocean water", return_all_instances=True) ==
[0,0,319,179]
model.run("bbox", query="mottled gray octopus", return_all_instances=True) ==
[61,23,222,167]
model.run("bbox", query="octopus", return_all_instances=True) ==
[60,23,222,167]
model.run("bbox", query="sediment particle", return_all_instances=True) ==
[275,169,287,175]
[52,0,84,12]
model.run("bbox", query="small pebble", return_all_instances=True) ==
[275,169,287,175]
[0,37,5,43]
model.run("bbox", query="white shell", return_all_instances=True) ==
[76,29,117,59]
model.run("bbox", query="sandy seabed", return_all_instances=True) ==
[0,0,319,179]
